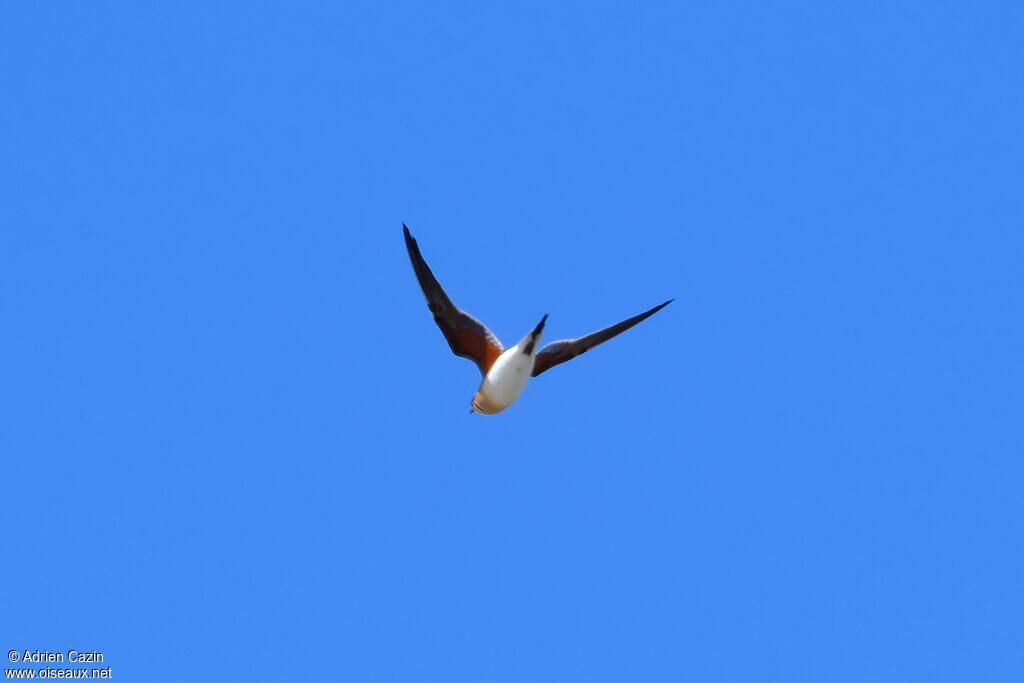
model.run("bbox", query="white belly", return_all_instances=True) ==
[475,346,534,413]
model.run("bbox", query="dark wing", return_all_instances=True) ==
[403,224,503,376]
[531,299,673,377]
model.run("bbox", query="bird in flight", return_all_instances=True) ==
[403,224,673,414]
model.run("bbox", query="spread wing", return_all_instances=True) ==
[403,224,503,376]
[531,299,673,378]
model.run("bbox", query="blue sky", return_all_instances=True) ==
[2,1,1022,680]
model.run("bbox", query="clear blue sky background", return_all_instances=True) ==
[2,1,1022,680]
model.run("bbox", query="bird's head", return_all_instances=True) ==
[470,392,498,415]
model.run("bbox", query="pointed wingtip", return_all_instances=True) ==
[403,224,417,251]
[655,298,674,311]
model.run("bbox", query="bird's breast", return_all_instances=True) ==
[477,347,534,410]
